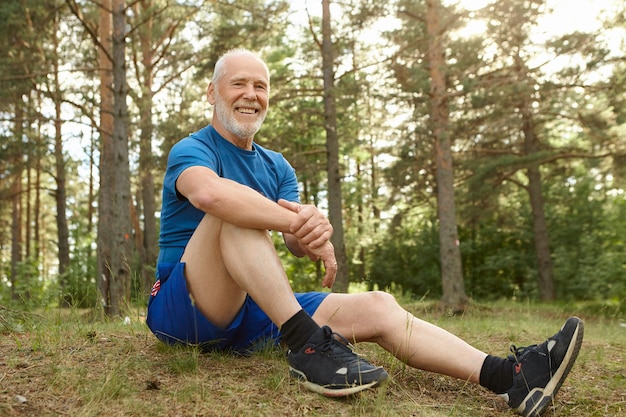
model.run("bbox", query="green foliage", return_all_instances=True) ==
[272,232,324,292]
[0,257,55,310]
[367,158,626,305]
[1,0,625,311]
[62,247,98,309]
[367,209,535,302]
[368,214,442,298]
[193,0,291,78]
[549,172,626,303]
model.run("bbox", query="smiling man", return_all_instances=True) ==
[146,48,386,396]
[146,49,583,416]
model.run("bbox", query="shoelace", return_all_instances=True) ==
[509,344,540,362]
[509,343,554,379]
[319,329,363,365]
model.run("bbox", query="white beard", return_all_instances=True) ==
[214,93,266,139]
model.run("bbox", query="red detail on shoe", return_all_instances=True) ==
[304,347,316,355]
[515,363,522,374]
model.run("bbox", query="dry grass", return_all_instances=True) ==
[0,301,624,417]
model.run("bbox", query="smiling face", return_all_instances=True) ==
[207,52,270,149]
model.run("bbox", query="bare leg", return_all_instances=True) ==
[312,291,487,383]
[182,216,484,382]
[181,213,302,328]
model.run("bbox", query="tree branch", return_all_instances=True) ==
[65,0,114,65]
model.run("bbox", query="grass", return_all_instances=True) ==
[0,301,624,417]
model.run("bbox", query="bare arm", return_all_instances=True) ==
[177,166,337,287]
[177,165,297,232]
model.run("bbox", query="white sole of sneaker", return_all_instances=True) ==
[517,317,585,417]
[290,367,385,397]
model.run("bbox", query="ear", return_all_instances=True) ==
[207,82,216,105]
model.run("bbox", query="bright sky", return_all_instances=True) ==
[451,0,619,39]
[295,0,622,51]
[445,0,624,79]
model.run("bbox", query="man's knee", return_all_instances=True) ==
[221,221,270,241]
[365,290,400,313]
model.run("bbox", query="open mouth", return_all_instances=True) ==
[237,107,258,114]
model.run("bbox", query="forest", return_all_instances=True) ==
[0,0,624,317]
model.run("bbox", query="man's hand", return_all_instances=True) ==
[279,199,337,288]
[279,200,333,249]
[316,241,337,289]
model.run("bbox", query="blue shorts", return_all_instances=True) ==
[146,262,330,353]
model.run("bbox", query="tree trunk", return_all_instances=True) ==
[97,0,132,317]
[111,0,132,315]
[88,125,96,237]
[10,174,22,301]
[97,0,115,314]
[52,11,71,307]
[10,105,24,301]
[136,0,158,296]
[321,0,349,293]
[521,109,556,301]
[25,138,31,261]
[426,0,468,311]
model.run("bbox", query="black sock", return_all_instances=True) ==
[280,309,320,352]
[479,354,514,394]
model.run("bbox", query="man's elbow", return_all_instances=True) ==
[188,190,221,213]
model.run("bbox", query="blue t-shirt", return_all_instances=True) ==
[158,125,300,263]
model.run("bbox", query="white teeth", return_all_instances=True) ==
[238,108,256,114]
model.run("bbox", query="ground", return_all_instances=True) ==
[0,302,624,416]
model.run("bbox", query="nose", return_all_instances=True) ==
[242,82,256,100]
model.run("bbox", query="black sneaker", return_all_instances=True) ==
[503,316,584,417]
[287,325,388,397]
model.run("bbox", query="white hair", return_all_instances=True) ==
[211,48,270,84]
